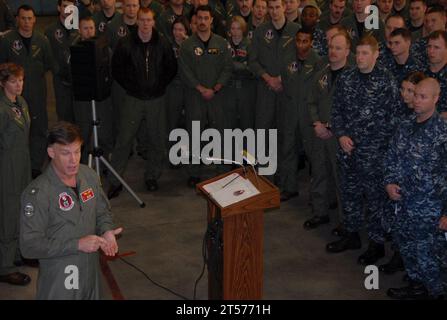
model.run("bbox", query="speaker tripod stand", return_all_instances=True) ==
[87,100,146,208]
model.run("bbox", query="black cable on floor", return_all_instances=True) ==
[193,229,208,300]
[118,256,189,300]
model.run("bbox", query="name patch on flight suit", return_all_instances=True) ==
[81,188,95,203]
[59,192,74,211]
[235,49,247,57]
[304,64,314,75]
[207,48,220,55]
[32,45,41,58]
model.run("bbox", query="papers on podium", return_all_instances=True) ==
[203,173,260,208]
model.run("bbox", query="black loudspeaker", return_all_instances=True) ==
[70,36,112,101]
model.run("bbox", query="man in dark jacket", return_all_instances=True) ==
[107,7,177,198]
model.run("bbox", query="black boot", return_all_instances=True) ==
[326,232,361,253]
[357,241,385,265]
[303,215,330,230]
[387,282,429,300]
[280,191,299,202]
[379,251,405,274]
[145,179,159,192]
[331,224,347,237]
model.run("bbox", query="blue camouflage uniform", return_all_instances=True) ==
[312,27,326,56]
[331,65,400,243]
[382,53,424,85]
[411,36,428,66]
[425,64,447,114]
[384,112,447,296]
[377,41,393,68]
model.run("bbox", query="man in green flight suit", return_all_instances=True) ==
[93,0,123,37]
[45,0,79,123]
[178,5,233,187]
[20,121,122,300]
[0,5,55,179]
[280,27,324,201]
[303,32,351,231]
[248,0,299,193]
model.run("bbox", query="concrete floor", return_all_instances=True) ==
[0,16,408,300]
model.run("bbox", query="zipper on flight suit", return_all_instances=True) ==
[145,47,149,80]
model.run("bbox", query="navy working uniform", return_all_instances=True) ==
[331,65,400,244]
[384,112,447,297]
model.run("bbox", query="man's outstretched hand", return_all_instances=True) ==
[101,227,123,257]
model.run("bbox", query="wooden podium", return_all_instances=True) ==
[196,167,280,300]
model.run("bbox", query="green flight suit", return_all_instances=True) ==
[280,49,324,193]
[340,14,385,51]
[156,4,192,44]
[166,42,185,138]
[308,63,350,220]
[104,14,134,50]
[225,36,256,130]
[0,30,54,173]
[45,20,79,122]
[0,92,31,276]
[93,10,123,37]
[248,21,300,132]
[178,33,233,177]
[20,164,114,300]
[101,15,133,142]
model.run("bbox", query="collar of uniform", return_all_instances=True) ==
[192,32,215,45]
[268,20,295,36]
[132,27,160,45]
[13,29,39,48]
[0,90,26,110]
[298,48,320,65]
[402,110,439,134]
[45,162,87,194]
